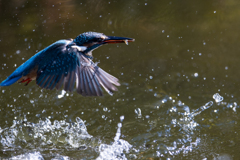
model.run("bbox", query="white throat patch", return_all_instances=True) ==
[71,45,87,52]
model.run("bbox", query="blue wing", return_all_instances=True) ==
[0,40,71,86]
[35,42,120,96]
[0,76,22,86]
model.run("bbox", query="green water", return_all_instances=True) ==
[0,0,240,159]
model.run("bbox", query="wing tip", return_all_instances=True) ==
[0,76,21,86]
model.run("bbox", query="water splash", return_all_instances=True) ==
[10,152,44,160]
[134,108,142,118]
[146,94,218,157]
[0,117,92,150]
[213,93,223,103]
[97,116,132,160]
[58,90,66,99]
[10,151,70,160]
[189,101,214,119]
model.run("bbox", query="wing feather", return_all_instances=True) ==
[97,67,120,86]
[69,70,76,92]
[82,67,91,96]
[64,70,72,91]
[55,74,64,90]
[76,67,83,94]
[49,74,61,90]
[36,41,119,96]
[86,68,100,96]
[90,69,103,96]
[84,67,95,95]
[39,75,51,88]
[43,75,55,88]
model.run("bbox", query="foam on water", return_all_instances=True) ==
[10,151,44,160]
[9,151,70,160]
[0,117,92,150]
[1,115,132,159]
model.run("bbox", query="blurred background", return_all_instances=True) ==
[0,0,240,159]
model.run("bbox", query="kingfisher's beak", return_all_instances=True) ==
[103,36,135,45]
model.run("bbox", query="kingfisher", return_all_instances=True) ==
[0,32,134,96]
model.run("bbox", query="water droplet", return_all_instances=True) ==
[193,73,198,77]
[16,50,20,54]
[58,90,66,99]
[108,21,112,25]
[120,115,124,122]
[213,93,223,103]
[134,108,142,118]
[162,98,167,103]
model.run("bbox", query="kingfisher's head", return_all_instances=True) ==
[72,32,134,55]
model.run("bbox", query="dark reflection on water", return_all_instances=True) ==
[1,0,240,159]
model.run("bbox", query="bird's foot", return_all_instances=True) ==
[19,78,32,86]
[24,80,32,86]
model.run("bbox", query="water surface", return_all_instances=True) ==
[0,0,240,159]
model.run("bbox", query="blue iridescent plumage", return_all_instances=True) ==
[0,32,134,96]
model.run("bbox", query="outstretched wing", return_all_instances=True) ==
[76,55,120,96]
[36,43,120,96]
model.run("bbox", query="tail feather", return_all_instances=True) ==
[0,76,22,86]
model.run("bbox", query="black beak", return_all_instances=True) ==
[103,36,135,44]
